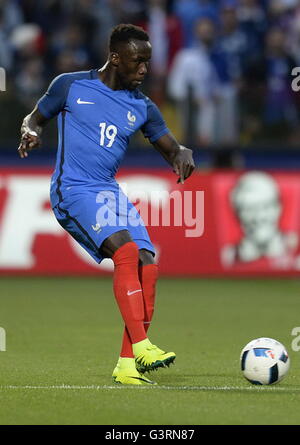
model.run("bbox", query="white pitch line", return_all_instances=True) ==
[0,385,299,392]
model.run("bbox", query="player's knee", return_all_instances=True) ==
[112,241,139,267]
[139,249,155,266]
[100,229,133,258]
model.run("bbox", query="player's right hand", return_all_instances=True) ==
[18,131,41,158]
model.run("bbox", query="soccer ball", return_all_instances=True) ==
[240,337,290,385]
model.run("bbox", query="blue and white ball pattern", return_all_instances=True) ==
[240,337,290,385]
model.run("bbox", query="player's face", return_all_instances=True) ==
[117,40,152,90]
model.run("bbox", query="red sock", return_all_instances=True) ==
[119,263,158,358]
[112,242,146,346]
[139,264,158,333]
[120,327,134,358]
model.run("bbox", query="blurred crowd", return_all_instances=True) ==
[1,0,300,148]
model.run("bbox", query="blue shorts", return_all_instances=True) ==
[52,186,155,264]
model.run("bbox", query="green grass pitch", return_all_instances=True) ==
[0,276,300,425]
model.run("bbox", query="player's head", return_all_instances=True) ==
[231,172,282,246]
[108,24,151,91]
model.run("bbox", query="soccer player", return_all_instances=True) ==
[18,24,195,385]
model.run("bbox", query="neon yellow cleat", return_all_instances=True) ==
[133,339,176,373]
[112,357,122,379]
[112,357,157,385]
[113,367,157,385]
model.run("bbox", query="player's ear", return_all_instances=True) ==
[110,52,119,67]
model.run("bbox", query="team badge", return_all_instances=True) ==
[127,111,136,126]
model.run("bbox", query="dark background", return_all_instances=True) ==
[1,0,300,169]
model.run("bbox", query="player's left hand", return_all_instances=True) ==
[18,130,41,158]
[172,145,195,184]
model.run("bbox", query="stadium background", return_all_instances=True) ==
[1,0,300,427]
[1,0,300,276]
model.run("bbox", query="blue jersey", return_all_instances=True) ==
[37,69,170,207]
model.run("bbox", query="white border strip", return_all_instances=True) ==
[0,385,299,391]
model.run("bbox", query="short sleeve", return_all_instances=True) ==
[141,98,170,143]
[37,73,72,119]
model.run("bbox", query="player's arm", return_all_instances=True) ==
[18,73,70,158]
[142,98,195,184]
[18,106,50,158]
[152,132,195,184]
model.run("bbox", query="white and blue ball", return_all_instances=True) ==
[240,337,290,385]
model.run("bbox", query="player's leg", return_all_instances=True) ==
[134,249,176,374]
[138,249,157,334]
[100,230,148,345]
[111,239,175,377]
[100,230,156,385]
[115,249,157,370]
[116,192,176,373]
[108,237,175,378]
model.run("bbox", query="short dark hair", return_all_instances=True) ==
[109,24,149,52]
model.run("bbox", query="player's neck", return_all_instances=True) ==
[97,64,124,91]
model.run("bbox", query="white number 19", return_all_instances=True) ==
[99,122,117,148]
